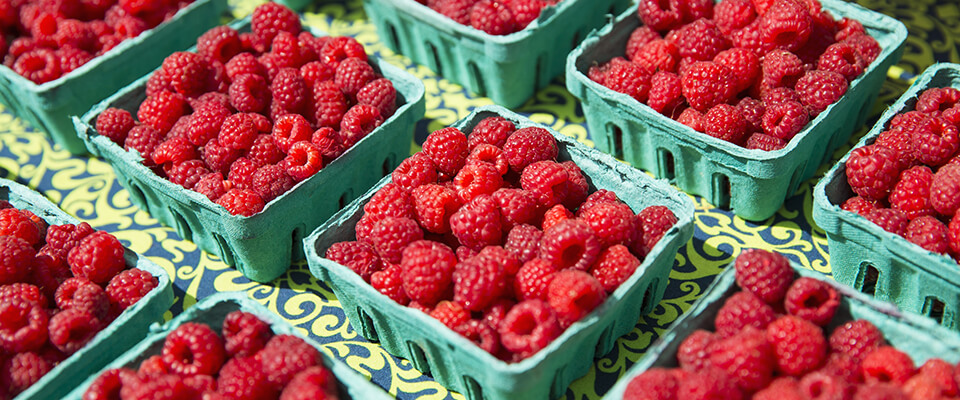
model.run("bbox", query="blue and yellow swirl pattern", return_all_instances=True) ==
[0,0,955,398]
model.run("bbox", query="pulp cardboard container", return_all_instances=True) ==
[74,19,426,283]
[566,0,908,221]
[0,178,174,400]
[63,292,394,400]
[363,0,632,108]
[602,255,960,399]
[0,0,227,155]
[812,63,960,331]
[304,105,696,400]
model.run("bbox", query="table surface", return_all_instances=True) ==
[1,0,957,398]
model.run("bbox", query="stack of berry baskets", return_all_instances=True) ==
[565,0,908,221]
[304,105,695,400]
[63,292,394,400]
[603,248,960,400]
[73,3,426,283]
[361,0,632,108]
[813,63,960,331]
[0,0,228,155]
[0,178,173,400]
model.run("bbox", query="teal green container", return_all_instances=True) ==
[602,256,960,399]
[363,0,631,108]
[565,0,908,221]
[73,20,427,283]
[62,292,394,400]
[0,0,227,155]
[0,178,174,400]
[813,63,960,331]
[304,105,696,400]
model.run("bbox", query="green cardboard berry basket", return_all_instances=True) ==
[73,19,427,283]
[0,0,228,155]
[565,0,908,221]
[602,255,960,399]
[0,178,174,400]
[304,105,696,400]
[812,63,960,331]
[362,0,631,108]
[62,292,394,400]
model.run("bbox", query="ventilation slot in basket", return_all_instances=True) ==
[641,278,660,315]
[855,262,880,296]
[923,296,947,325]
[338,190,353,210]
[607,123,624,160]
[171,211,192,242]
[212,232,236,266]
[427,42,442,76]
[385,22,401,51]
[711,173,731,209]
[291,225,305,260]
[657,148,675,180]
[467,61,486,97]
[461,376,483,400]
[358,307,379,342]
[127,182,148,208]
[382,154,396,177]
[406,341,431,375]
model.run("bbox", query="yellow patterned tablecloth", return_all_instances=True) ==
[0,0,958,398]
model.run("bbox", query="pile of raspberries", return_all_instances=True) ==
[417,0,563,36]
[842,87,960,262]
[95,2,398,217]
[589,0,881,150]
[623,248,959,400]
[1,0,196,84]
[0,204,158,398]
[83,310,343,400]
[324,115,678,362]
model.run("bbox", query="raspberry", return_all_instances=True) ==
[499,223,540,263]
[760,49,805,93]
[332,57,375,100]
[411,183,460,234]
[137,354,168,376]
[436,0,473,25]
[753,377,804,400]
[917,87,960,115]
[216,188,265,216]
[507,0,544,29]
[13,48,61,84]
[43,221,94,260]
[267,31,305,70]
[784,277,839,326]
[0,235,35,285]
[470,0,517,35]
[633,205,678,258]
[0,299,48,353]
[677,367,744,400]
[228,73,270,113]
[746,132,787,150]
[319,36,367,70]
[279,141,321,182]
[430,300,470,330]
[56,276,110,319]
[325,241,382,282]
[105,268,158,314]
[137,91,188,134]
[279,366,339,400]
[703,103,749,144]
[400,240,456,305]
[49,308,102,354]
[865,208,909,236]
[512,258,554,301]
[541,204,573,232]
[219,311,272,359]
[357,78,397,119]
[636,0,682,32]
[677,328,720,371]
[917,358,959,396]
[490,188,539,229]
[159,52,210,97]
[197,25,242,64]
[761,86,801,107]
[575,202,633,249]
[124,124,164,165]
[519,160,570,208]
[497,299,561,359]
[58,46,94,74]
[0,283,48,308]
[251,2,301,51]
[647,71,684,116]
[423,127,469,177]
[500,126,558,174]
[546,269,606,328]
[826,319,884,365]
[453,253,509,311]
[624,368,680,400]
[152,135,198,166]
[185,102,230,147]
[631,39,679,73]
[268,70,308,117]
[83,368,134,400]
[713,47,760,95]
[845,145,902,201]
[354,213,383,244]
[166,160,211,190]
[340,104,384,148]
[759,0,812,53]
[714,290,776,337]
[817,42,865,82]
[602,60,653,104]
[888,165,934,220]
[310,127,345,163]
[680,61,737,112]
[371,264,409,305]
[905,215,950,255]
[96,108,136,146]
[714,0,757,35]
[796,70,848,116]
[840,194,880,216]
[0,209,42,247]
[466,143,510,176]
[2,351,53,396]
[668,18,730,62]
[842,32,881,65]
[709,326,776,392]
[468,116,515,150]
[589,244,640,293]
[734,248,793,305]
[853,382,909,399]
[67,230,126,285]
[217,113,260,151]
[392,153,438,192]
[454,162,503,203]
[912,116,960,167]
[798,371,851,400]
[536,218,600,271]
[450,194,503,250]
[217,355,277,399]
[761,100,809,141]
[766,315,827,376]
[369,216,424,264]
[931,164,960,217]
[862,346,916,385]
[162,322,226,377]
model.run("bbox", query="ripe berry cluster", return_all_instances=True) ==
[0,203,158,398]
[1,0,196,84]
[324,116,678,362]
[590,0,880,150]
[418,0,562,36]
[83,310,343,400]
[841,87,960,262]
[95,2,398,217]
[624,248,958,400]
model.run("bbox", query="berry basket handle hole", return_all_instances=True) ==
[855,262,880,296]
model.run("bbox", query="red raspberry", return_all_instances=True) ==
[137,354,169,376]
[369,216,424,264]
[49,308,102,354]
[519,160,570,208]
[400,240,456,306]
[862,346,916,385]
[842,32,881,65]
[371,264,409,305]
[103,268,156,315]
[2,351,53,396]
[0,283,48,309]
[0,208,43,246]
[454,162,503,203]
[251,2,301,51]
[709,326,776,392]
[761,86,801,107]
[159,52,210,97]
[137,91,188,134]
[541,204,573,232]
[633,205,678,258]
[227,157,259,190]
[279,366,339,400]
[0,235,35,285]
[539,219,601,271]
[758,0,812,53]
[423,127,469,177]
[762,100,809,141]
[454,253,509,311]
[760,49,805,93]
[917,358,959,396]
[755,379,805,400]
[325,241,382,282]
[647,71,684,116]
[393,153,439,192]
[340,104,384,148]
[497,299,561,359]
[216,188,265,216]
[186,101,231,147]
[281,141,322,181]
[58,46,94,75]
[840,196,882,217]
[602,60,653,104]
[410,184,459,234]
[13,48,61,84]
[267,31,305,70]
[67,230,126,285]
[677,367,744,400]
[624,368,679,400]
[636,0,682,32]
[905,215,950,255]
[450,194,503,250]
[197,25,242,64]
[714,290,776,337]
[668,18,729,62]
[319,36,367,70]
[357,77,397,119]
[577,189,624,215]
[714,0,757,34]
[0,299,48,353]
[734,248,793,305]
[625,27,661,65]
[200,140,239,177]
[828,319,885,364]
[268,114,309,154]
[365,182,415,219]
[917,87,960,115]
[216,356,277,399]
[703,103,749,144]
[166,160,211,190]
[470,0,517,35]
[435,0,473,25]
[43,221,94,260]
[220,310,272,359]
[311,127,345,163]
[507,0,544,29]
[796,70,848,116]
[218,113,259,151]
[578,202,634,248]
[491,188,539,229]
[96,108,136,146]
[845,145,902,201]
[912,116,960,167]
[865,208,909,236]
[355,213,384,244]
[713,47,760,95]
[270,68,308,114]
[299,60,335,89]
[502,126,558,173]
[932,164,960,218]
[468,116,515,150]
[766,315,827,376]
[590,244,640,293]
[229,73,270,113]
[798,371,851,400]
[513,258,555,301]
[853,382,909,399]
[466,143,510,176]
[504,224,543,264]
[124,124,164,165]
[677,328,720,371]
[162,322,226,376]
[83,368,135,400]
[745,132,787,150]
[152,135,198,166]
[334,57,376,99]
[631,39,679,73]
[56,276,110,320]
[888,165,934,220]
[547,269,605,328]
[784,277,839,326]
[817,42,865,82]
[429,300,470,330]
[680,61,737,112]
[247,134,284,167]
